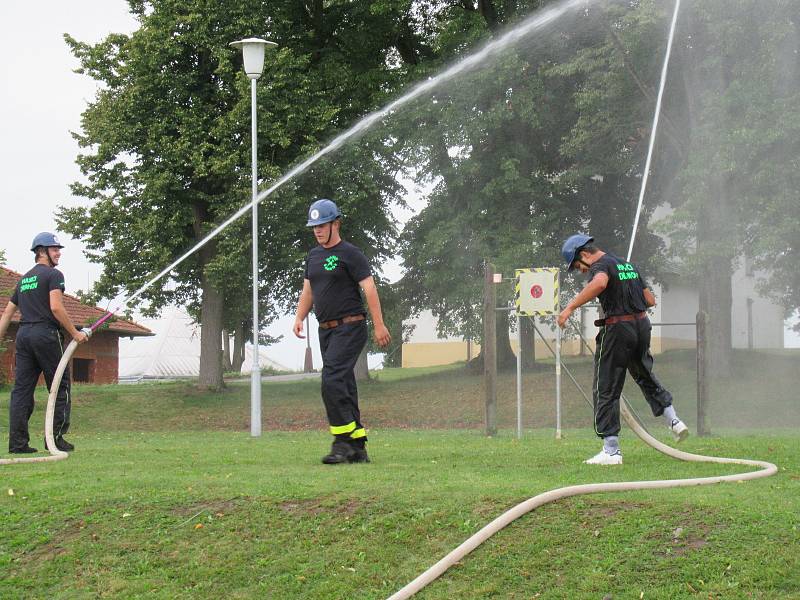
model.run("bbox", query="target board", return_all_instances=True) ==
[515,268,559,316]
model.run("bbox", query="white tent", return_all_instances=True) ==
[118,307,288,382]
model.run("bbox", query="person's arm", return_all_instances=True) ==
[293,279,313,339]
[49,290,88,344]
[557,272,609,328]
[359,276,391,347]
[0,300,17,341]
[643,287,656,307]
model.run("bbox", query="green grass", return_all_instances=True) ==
[0,350,799,598]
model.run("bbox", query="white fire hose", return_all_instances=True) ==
[386,401,778,599]
[1,331,90,466]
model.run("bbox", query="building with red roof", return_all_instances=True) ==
[0,266,152,384]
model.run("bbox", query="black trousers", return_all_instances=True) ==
[592,317,672,438]
[9,323,71,451]
[318,320,368,442]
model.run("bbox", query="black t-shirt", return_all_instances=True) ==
[10,264,65,328]
[304,240,371,323]
[588,253,649,317]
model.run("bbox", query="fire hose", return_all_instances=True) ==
[386,400,778,600]
[0,315,110,466]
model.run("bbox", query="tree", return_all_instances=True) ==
[59,0,436,388]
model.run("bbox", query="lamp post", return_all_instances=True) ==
[230,37,277,438]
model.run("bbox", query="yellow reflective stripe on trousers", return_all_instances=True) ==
[350,428,366,439]
[330,421,357,435]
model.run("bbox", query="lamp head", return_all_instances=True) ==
[229,38,277,79]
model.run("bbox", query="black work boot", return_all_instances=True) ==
[322,440,356,465]
[9,446,38,454]
[348,439,370,463]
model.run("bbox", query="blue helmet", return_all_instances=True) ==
[306,199,341,226]
[30,232,65,252]
[561,234,594,270]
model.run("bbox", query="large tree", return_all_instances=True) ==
[59,0,435,387]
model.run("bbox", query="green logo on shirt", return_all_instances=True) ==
[324,255,339,271]
[616,263,639,281]
[19,275,39,292]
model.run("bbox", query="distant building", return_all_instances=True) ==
[401,310,480,368]
[0,266,152,384]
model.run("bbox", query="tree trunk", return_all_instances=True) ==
[354,345,369,381]
[698,250,733,379]
[520,315,536,368]
[222,329,232,372]
[232,323,245,373]
[197,242,224,390]
[496,309,516,370]
[697,175,734,380]
[680,31,733,380]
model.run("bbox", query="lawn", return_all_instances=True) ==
[1,350,799,599]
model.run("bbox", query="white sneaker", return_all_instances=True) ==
[670,419,689,442]
[583,449,623,465]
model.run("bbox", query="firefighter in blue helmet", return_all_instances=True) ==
[0,233,88,454]
[557,234,688,465]
[293,199,391,464]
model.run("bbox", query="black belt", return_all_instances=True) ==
[319,314,365,330]
[595,312,647,326]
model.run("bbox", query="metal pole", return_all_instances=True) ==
[483,262,497,437]
[516,314,522,440]
[304,314,313,372]
[555,272,562,439]
[250,77,261,438]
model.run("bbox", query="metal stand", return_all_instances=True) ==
[516,313,522,440]
[555,272,562,439]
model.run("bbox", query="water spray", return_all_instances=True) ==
[626,0,682,261]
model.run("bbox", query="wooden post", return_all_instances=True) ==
[483,262,497,436]
[696,310,709,436]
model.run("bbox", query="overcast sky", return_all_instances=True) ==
[0,1,135,288]
[1,2,796,359]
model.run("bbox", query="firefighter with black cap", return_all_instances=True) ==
[293,199,391,464]
[0,232,89,454]
[557,234,688,465]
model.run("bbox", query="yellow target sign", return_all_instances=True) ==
[515,268,559,316]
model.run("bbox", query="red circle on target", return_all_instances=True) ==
[530,285,543,298]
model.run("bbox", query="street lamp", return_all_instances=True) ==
[230,37,277,438]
